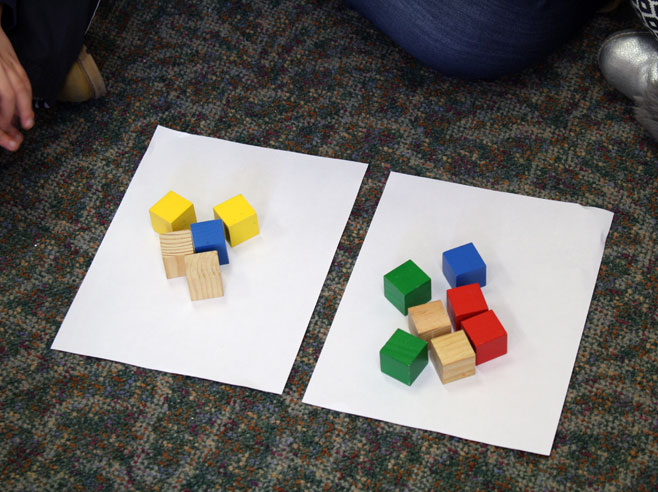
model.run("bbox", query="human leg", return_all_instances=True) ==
[2,0,102,104]
[345,0,601,78]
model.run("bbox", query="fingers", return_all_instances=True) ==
[0,125,23,151]
[0,47,33,151]
[13,77,33,130]
[0,55,33,131]
[0,24,34,138]
[0,62,16,131]
[8,58,33,130]
[0,22,33,151]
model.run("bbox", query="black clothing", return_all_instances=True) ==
[1,0,100,103]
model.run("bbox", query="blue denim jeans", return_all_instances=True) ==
[345,0,601,78]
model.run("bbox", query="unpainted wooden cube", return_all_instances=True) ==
[159,230,195,278]
[408,300,452,342]
[184,251,224,301]
[429,330,475,384]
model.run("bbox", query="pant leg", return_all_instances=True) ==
[2,0,101,103]
[345,0,601,78]
[632,0,658,41]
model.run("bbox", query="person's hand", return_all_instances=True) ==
[0,11,34,152]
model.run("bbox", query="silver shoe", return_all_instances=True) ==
[598,29,658,101]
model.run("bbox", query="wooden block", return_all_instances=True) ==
[190,219,229,265]
[429,330,475,384]
[149,191,197,234]
[159,230,195,278]
[446,283,488,331]
[462,310,508,365]
[379,329,428,385]
[383,260,431,315]
[408,300,452,342]
[213,194,259,247]
[442,242,486,288]
[184,251,224,301]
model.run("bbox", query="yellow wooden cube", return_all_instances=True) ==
[213,194,259,247]
[149,191,197,234]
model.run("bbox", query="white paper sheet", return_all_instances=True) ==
[303,172,613,455]
[52,126,367,394]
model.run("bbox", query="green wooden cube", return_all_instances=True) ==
[379,329,428,385]
[384,260,431,315]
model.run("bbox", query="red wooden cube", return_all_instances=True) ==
[462,310,508,365]
[446,283,488,331]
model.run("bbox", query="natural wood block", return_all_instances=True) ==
[184,251,224,301]
[429,330,475,384]
[149,191,197,234]
[213,194,259,247]
[159,230,195,278]
[408,300,452,342]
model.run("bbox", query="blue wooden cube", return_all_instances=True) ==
[190,219,229,265]
[442,242,486,288]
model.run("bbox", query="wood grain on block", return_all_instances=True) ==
[184,251,224,301]
[429,330,475,384]
[160,230,195,278]
[408,300,452,342]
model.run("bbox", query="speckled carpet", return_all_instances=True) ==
[1,1,656,490]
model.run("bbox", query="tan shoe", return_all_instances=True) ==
[57,45,106,103]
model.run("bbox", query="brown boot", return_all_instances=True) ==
[57,45,106,103]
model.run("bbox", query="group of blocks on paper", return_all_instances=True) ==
[149,191,259,301]
[380,242,508,385]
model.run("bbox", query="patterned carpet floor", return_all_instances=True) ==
[1,1,656,490]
